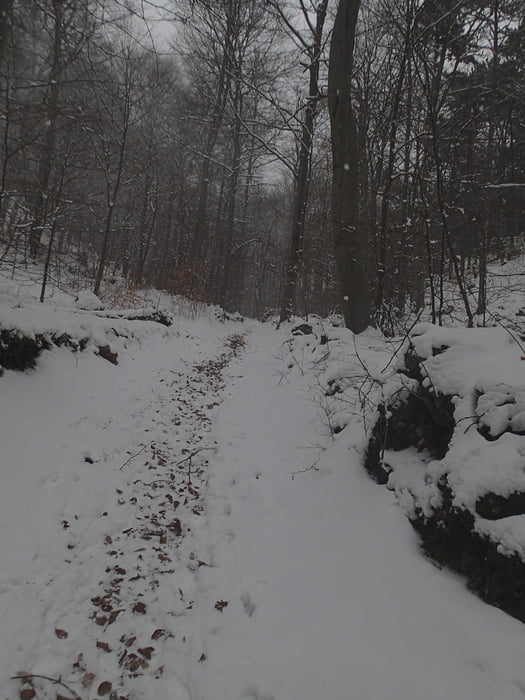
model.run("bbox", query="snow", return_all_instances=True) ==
[2,272,525,698]
[74,291,105,310]
[376,321,525,558]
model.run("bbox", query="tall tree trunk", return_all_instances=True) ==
[93,96,130,297]
[218,86,243,309]
[278,0,328,325]
[0,0,14,66]
[375,2,413,316]
[328,0,371,333]
[191,0,236,264]
[29,0,62,259]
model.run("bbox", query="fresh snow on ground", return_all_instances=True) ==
[2,269,525,699]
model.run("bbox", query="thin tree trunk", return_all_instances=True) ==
[375,12,412,315]
[191,0,236,263]
[29,0,62,259]
[94,106,129,296]
[0,0,14,66]
[279,0,328,325]
[136,173,158,285]
[218,86,243,309]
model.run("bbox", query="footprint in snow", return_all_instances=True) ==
[242,685,275,700]
[241,591,256,617]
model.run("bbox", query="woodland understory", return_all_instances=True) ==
[0,0,523,332]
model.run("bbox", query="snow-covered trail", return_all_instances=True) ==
[0,317,248,699]
[192,324,525,700]
[3,317,525,700]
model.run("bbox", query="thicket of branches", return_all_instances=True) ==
[0,0,523,329]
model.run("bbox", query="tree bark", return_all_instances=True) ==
[328,0,371,333]
[0,0,14,66]
[29,0,62,258]
[278,0,328,325]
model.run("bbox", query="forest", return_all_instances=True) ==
[2,3,525,698]
[0,0,523,331]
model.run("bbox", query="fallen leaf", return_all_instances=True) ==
[132,601,146,614]
[73,653,84,669]
[97,680,112,695]
[108,609,122,624]
[138,646,154,660]
[124,654,143,672]
[55,628,68,639]
[82,672,95,687]
[120,634,136,648]
[20,689,36,700]
[96,640,112,652]
[151,628,165,640]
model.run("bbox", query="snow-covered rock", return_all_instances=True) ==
[74,290,105,310]
[366,323,525,621]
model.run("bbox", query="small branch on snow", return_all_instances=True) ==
[12,673,80,698]
[175,447,215,484]
[118,442,152,470]
[291,455,321,480]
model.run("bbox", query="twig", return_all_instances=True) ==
[381,309,423,373]
[175,447,215,484]
[11,673,80,698]
[118,442,152,470]
[484,307,525,355]
[291,454,321,480]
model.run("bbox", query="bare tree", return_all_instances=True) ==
[328,0,371,333]
[276,0,329,325]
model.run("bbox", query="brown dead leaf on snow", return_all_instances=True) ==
[108,608,123,624]
[55,628,68,639]
[96,640,112,652]
[81,672,95,687]
[138,646,154,660]
[132,601,147,614]
[19,688,36,700]
[97,680,112,695]
[151,628,166,640]
[123,653,148,672]
[120,634,136,647]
